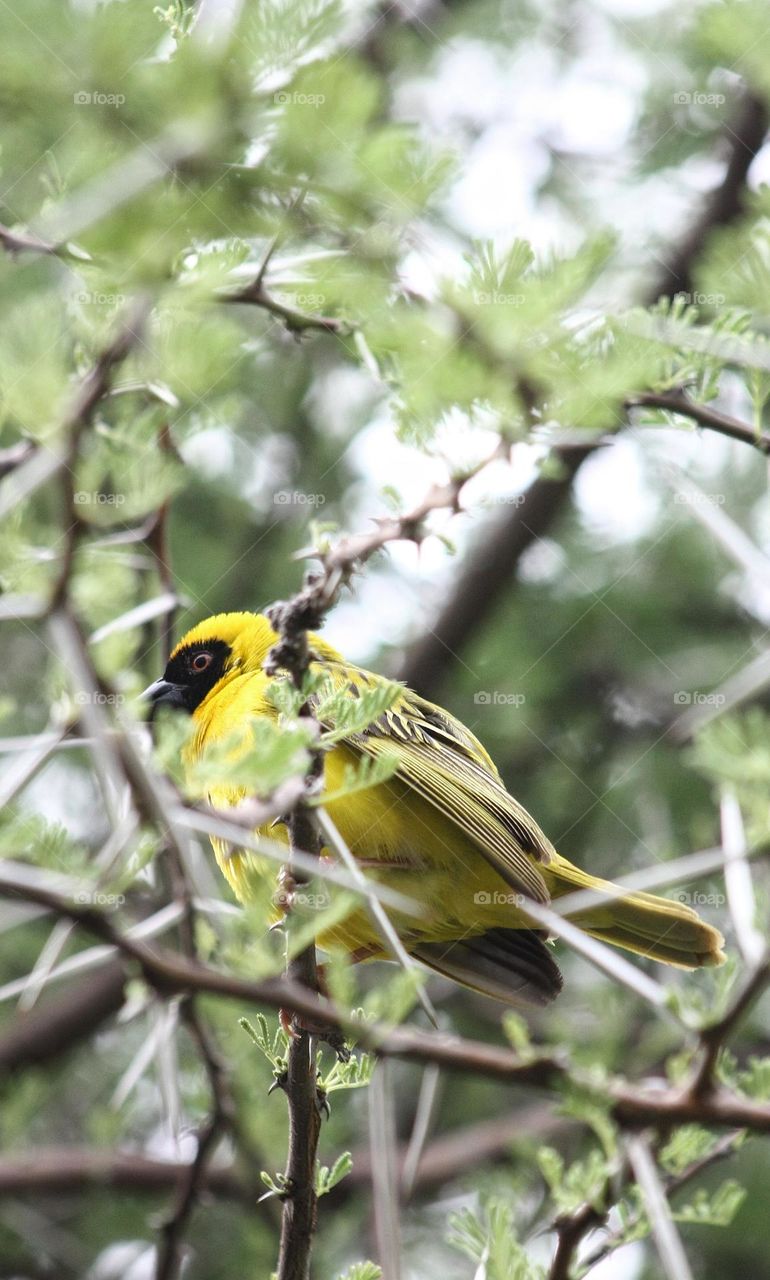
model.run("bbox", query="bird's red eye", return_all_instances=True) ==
[191,651,213,673]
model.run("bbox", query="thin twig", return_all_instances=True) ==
[719,789,765,967]
[0,1105,560,1201]
[550,1201,604,1280]
[670,648,770,742]
[626,1135,694,1280]
[221,194,345,335]
[48,610,127,828]
[661,468,770,590]
[50,297,152,611]
[368,1060,402,1280]
[89,593,180,647]
[0,1147,249,1200]
[250,189,309,295]
[146,423,181,662]
[154,1009,231,1280]
[627,389,770,455]
[651,91,768,298]
[265,440,509,654]
[222,280,347,334]
[399,1063,441,1198]
[691,956,770,1099]
[0,730,65,810]
[0,441,36,478]
[0,222,72,258]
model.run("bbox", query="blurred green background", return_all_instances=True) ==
[0,0,769,1276]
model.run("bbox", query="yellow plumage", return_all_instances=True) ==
[149,611,725,1007]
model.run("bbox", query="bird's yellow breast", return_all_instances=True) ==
[184,667,524,956]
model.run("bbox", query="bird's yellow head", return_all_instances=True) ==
[144,612,279,716]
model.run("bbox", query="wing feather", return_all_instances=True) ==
[316,659,553,905]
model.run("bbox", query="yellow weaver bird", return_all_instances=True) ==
[145,611,725,1008]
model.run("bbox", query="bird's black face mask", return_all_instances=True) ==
[141,640,232,717]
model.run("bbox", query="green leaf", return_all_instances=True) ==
[259,1169,289,1201]
[185,716,314,799]
[320,1051,374,1094]
[502,1011,534,1057]
[737,1055,770,1100]
[336,1264,382,1280]
[673,1179,746,1228]
[312,751,400,805]
[239,1014,288,1072]
[557,1088,617,1161]
[0,295,70,438]
[249,0,343,88]
[660,1125,718,1177]
[316,1150,353,1196]
[538,1145,610,1216]
[448,1199,546,1280]
[316,679,402,743]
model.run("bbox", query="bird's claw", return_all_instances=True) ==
[277,1005,350,1062]
[322,1026,351,1061]
[279,1006,300,1039]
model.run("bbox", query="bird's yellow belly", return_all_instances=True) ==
[211,744,532,959]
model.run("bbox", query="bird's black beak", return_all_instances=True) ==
[140,679,188,717]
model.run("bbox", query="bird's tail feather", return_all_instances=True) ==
[548,857,726,969]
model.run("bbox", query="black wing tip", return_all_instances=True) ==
[413,927,563,1008]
